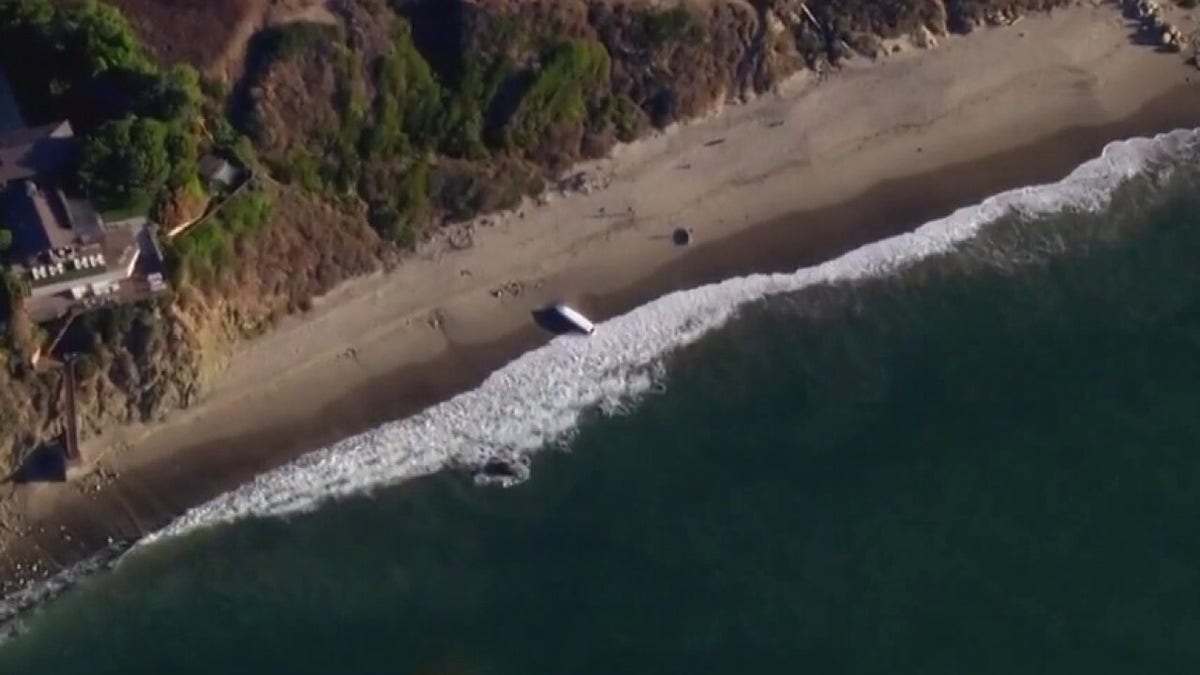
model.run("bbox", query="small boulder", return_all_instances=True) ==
[764,10,786,37]
[912,25,938,49]
[1160,24,1182,51]
[480,460,519,479]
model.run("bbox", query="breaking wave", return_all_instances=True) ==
[139,127,1198,544]
[0,545,125,644]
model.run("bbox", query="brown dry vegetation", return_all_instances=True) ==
[177,185,386,331]
[83,0,265,70]
[239,27,350,159]
[75,0,335,78]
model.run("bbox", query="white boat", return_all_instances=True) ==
[553,303,595,335]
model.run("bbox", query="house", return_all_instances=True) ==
[199,153,239,189]
[0,120,76,187]
[0,119,168,323]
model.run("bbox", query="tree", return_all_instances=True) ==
[136,64,201,121]
[79,115,171,210]
[0,268,28,320]
[0,227,12,253]
[0,0,154,123]
[59,0,152,76]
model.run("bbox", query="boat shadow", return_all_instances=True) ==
[530,306,588,336]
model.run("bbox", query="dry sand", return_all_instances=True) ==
[3,4,1200,591]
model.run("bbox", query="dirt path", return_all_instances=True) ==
[210,0,340,81]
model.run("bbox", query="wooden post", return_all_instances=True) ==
[797,2,821,31]
[63,354,80,464]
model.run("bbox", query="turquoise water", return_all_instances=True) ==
[1,140,1199,673]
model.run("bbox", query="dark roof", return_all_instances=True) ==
[0,121,76,185]
[199,153,238,185]
[199,154,229,174]
[0,181,78,259]
[0,71,25,132]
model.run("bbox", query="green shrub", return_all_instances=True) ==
[594,94,647,143]
[394,161,430,233]
[389,220,418,250]
[0,0,155,121]
[58,0,153,76]
[164,122,200,188]
[0,0,203,219]
[262,21,337,60]
[79,115,171,211]
[328,94,366,193]
[509,39,610,149]
[631,6,703,45]
[137,64,202,121]
[274,147,323,193]
[167,186,266,282]
[0,269,26,319]
[213,189,272,236]
[366,24,446,157]
[174,222,230,281]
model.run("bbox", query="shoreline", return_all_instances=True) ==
[2,5,1200,598]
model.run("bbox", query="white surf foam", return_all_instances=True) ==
[0,545,125,643]
[137,128,1198,545]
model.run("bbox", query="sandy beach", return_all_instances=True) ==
[2,4,1200,591]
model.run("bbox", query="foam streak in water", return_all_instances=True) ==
[140,128,1197,543]
[0,546,125,643]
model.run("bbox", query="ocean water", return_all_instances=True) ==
[1,130,1199,672]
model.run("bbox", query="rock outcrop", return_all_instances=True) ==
[1124,0,1188,52]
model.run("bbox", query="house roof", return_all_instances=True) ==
[199,153,238,185]
[1,181,78,259]
[198,154,228,174]
[0,71,25,132]
[0,120,76,185]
